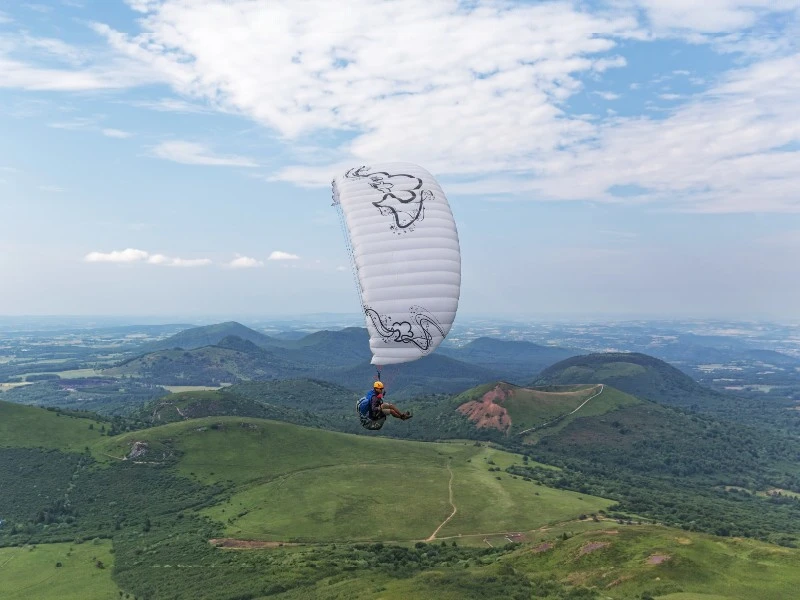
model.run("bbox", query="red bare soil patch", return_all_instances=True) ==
[457,384,513,432]
[579,541,609,555]
[531,542,553,553]
[210,538,297,549]
[647,554,670,564]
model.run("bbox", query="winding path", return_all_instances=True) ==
[517,384,605,436]
[426,459,457,541]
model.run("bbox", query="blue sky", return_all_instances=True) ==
[1,0,799,321]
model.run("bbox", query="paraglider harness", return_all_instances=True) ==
[357,388,386,430]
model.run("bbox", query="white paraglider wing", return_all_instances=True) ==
[332,162,461,365]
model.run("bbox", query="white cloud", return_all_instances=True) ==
[593,91,621,100]
[46,117,132,139]
[0,29,165,92]
[85,248,212,266]
[0,11,13,24]
[169,258,213,267]
[268,251,300,261]
[0,56,153,91]
[102,128,133,138]
[630,0,800,35]
[102,0,639,174]
[150,141,258,167]
[130,98,211,113]
[517,53,800,213]
[228,255,264,268]
[21,35,90,67]
[2,0,798,214]
[146,254,170,265]
[39,185,65,192]
[48,117,99,130]
[85,248,149,263]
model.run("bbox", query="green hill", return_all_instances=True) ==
[502,524,800,600]
[282,327,373,364]
[140,388,325,428]
[97,416,613,543]
[136,320,282,353]
[0,541,119,600]
[440,338,579,380]
[534,351,726,410]
[322,354,503,398]
[4,401,800,599]
[511,388,800,545]
[0,377,167,416]
[225,378,359,416]
[0,399,106,450]
[104,340,309,384]
[451,382,635,435]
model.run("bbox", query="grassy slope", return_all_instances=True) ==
[251,524,800,600]
[509,525,800,600]
[98,417,613,542]
[534,352,725,410]
[0,400,105,450]
[452,382,640,437]
[3,404,800,599]
[521,386,642,442]
[453,383,600,427]
[0,541,118,600]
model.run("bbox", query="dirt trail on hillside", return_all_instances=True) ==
[426,459,457,541]
[210,539,299,549]
[518,384,604,436]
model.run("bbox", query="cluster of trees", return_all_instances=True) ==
[3,378,168,417]
[0,447,223,548]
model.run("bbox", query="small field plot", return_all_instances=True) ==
[0,541,119,600]
[0,401,106,450]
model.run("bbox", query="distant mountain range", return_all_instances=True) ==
[439,336,579,380]
[111,321,579,396]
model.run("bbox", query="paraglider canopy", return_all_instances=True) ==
[332,162,461,365]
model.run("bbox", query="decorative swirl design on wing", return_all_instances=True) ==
[344,166,434,233]
[364,305,445,353]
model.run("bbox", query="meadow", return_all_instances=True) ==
[100,417,614,542]
[3,400,800,599]
[0,541,118,600]
[0,400,105,451]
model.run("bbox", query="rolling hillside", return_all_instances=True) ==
[98,416,614,542]
[452,382,639,436]
[140,388,327,428]
[135,321,282,353]
[104,339,310,384]
[0,399,106,450]
[321,353,503,398]
[533,351,727,410]
[3,401,800,599]
[105,333,505,397]
[440,337,579,380]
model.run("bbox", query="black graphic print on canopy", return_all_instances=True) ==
[364,305,445,354]
[345,166,434,233]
